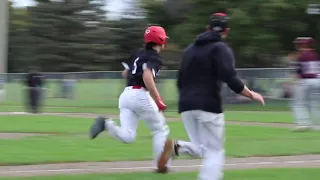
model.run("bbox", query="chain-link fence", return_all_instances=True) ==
[0,68,295,111]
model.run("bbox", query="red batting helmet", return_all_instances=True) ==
[293,37,315,47]
[144,26,168,45]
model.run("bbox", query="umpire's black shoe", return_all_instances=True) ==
[89,116,106,139]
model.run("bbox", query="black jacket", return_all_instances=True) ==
[177,31,244,114]
[25,73,44,88]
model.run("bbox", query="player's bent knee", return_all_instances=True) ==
[121,131,136,144]
[160,125,170,136]
[122,139,135,144]
[152,125,169,138]
[121,136,136,144]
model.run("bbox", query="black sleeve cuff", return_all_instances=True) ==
[226,76,245,94]
[297,68,301,75]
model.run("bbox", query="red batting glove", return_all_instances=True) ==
[155,97,167,111]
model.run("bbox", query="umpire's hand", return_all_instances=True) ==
[250,91,265,105]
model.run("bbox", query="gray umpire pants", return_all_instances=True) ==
[177,110,225,180]
[292,78,320,126]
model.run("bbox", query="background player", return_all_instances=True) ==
[157,13,265,179]
[291,37,320,131]
[89,26,170,172]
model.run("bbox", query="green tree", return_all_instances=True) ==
[66,0,119,71]
[8,4,31,72]
[143,0,315,67]
[109,0,148,70]
[141,0,188,34]
[227,0,312,67]
[27,0,119,71]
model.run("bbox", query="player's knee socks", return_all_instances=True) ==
[152,125,170,166]
[177,140,204,158]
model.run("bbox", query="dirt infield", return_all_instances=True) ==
[1,155,320,177]
[1,112,318,177]
[0,132,48,139]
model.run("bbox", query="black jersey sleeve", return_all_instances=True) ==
[142,56,162,78]
[215,43,244,94]
[122,49,142,70]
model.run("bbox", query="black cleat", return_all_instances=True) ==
[89,116,106,139]
[174,140,180,156]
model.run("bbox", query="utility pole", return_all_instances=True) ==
[0,0,8,74]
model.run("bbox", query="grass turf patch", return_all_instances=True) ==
[0,114,293,134]
[0,110,294,130]
[0,99,291,113]
[0,168,319,180]
[0,116,318,164]
[225,111,292,123]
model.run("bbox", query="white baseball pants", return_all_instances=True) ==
[292,78,320,127]
[106,86,170,166]
[177,110,225,180]
[0,89,5,102]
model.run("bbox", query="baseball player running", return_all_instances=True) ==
[157,13,265,179]
[89,26,170,172]
[291,37,320,131]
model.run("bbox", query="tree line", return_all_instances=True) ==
[8,0,320,72]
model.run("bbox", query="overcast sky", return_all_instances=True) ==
[10,0,128,19]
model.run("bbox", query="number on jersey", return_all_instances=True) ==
[132,57,157,77]
[132,57,139,74]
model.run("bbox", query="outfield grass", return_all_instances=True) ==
[0,106,110,114]
[0,109,294,123]
[0,116,318,165]
[0,169,319,180]
[0,113,294,134]
[1,79,291,111]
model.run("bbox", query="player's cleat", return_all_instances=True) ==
[89,116,106,139]
[292,125,312,132]
[174,140,180,156]
[157,139,179,172]
[155,166,169,174]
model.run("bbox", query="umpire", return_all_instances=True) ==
[25,67,45,113]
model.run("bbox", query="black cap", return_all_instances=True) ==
[209,13,229,32]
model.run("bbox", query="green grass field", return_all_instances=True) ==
[0,115,318,165]
[0,78,313,179]
[0,108,294,123]
[0,169,319,180]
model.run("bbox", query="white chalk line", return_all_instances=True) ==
[1,159,320,174]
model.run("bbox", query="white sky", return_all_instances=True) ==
[10,0,128,19]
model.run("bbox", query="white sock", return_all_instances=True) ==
[177,140,204,158]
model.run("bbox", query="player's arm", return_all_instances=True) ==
[216,44,265,105]
[122,50,138,79]
[121,55,132,79]
[121,69,128,78]
[121,61,129,79]
[143,68,160,99]
[287,52,301,80]
[142,60,167,111]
